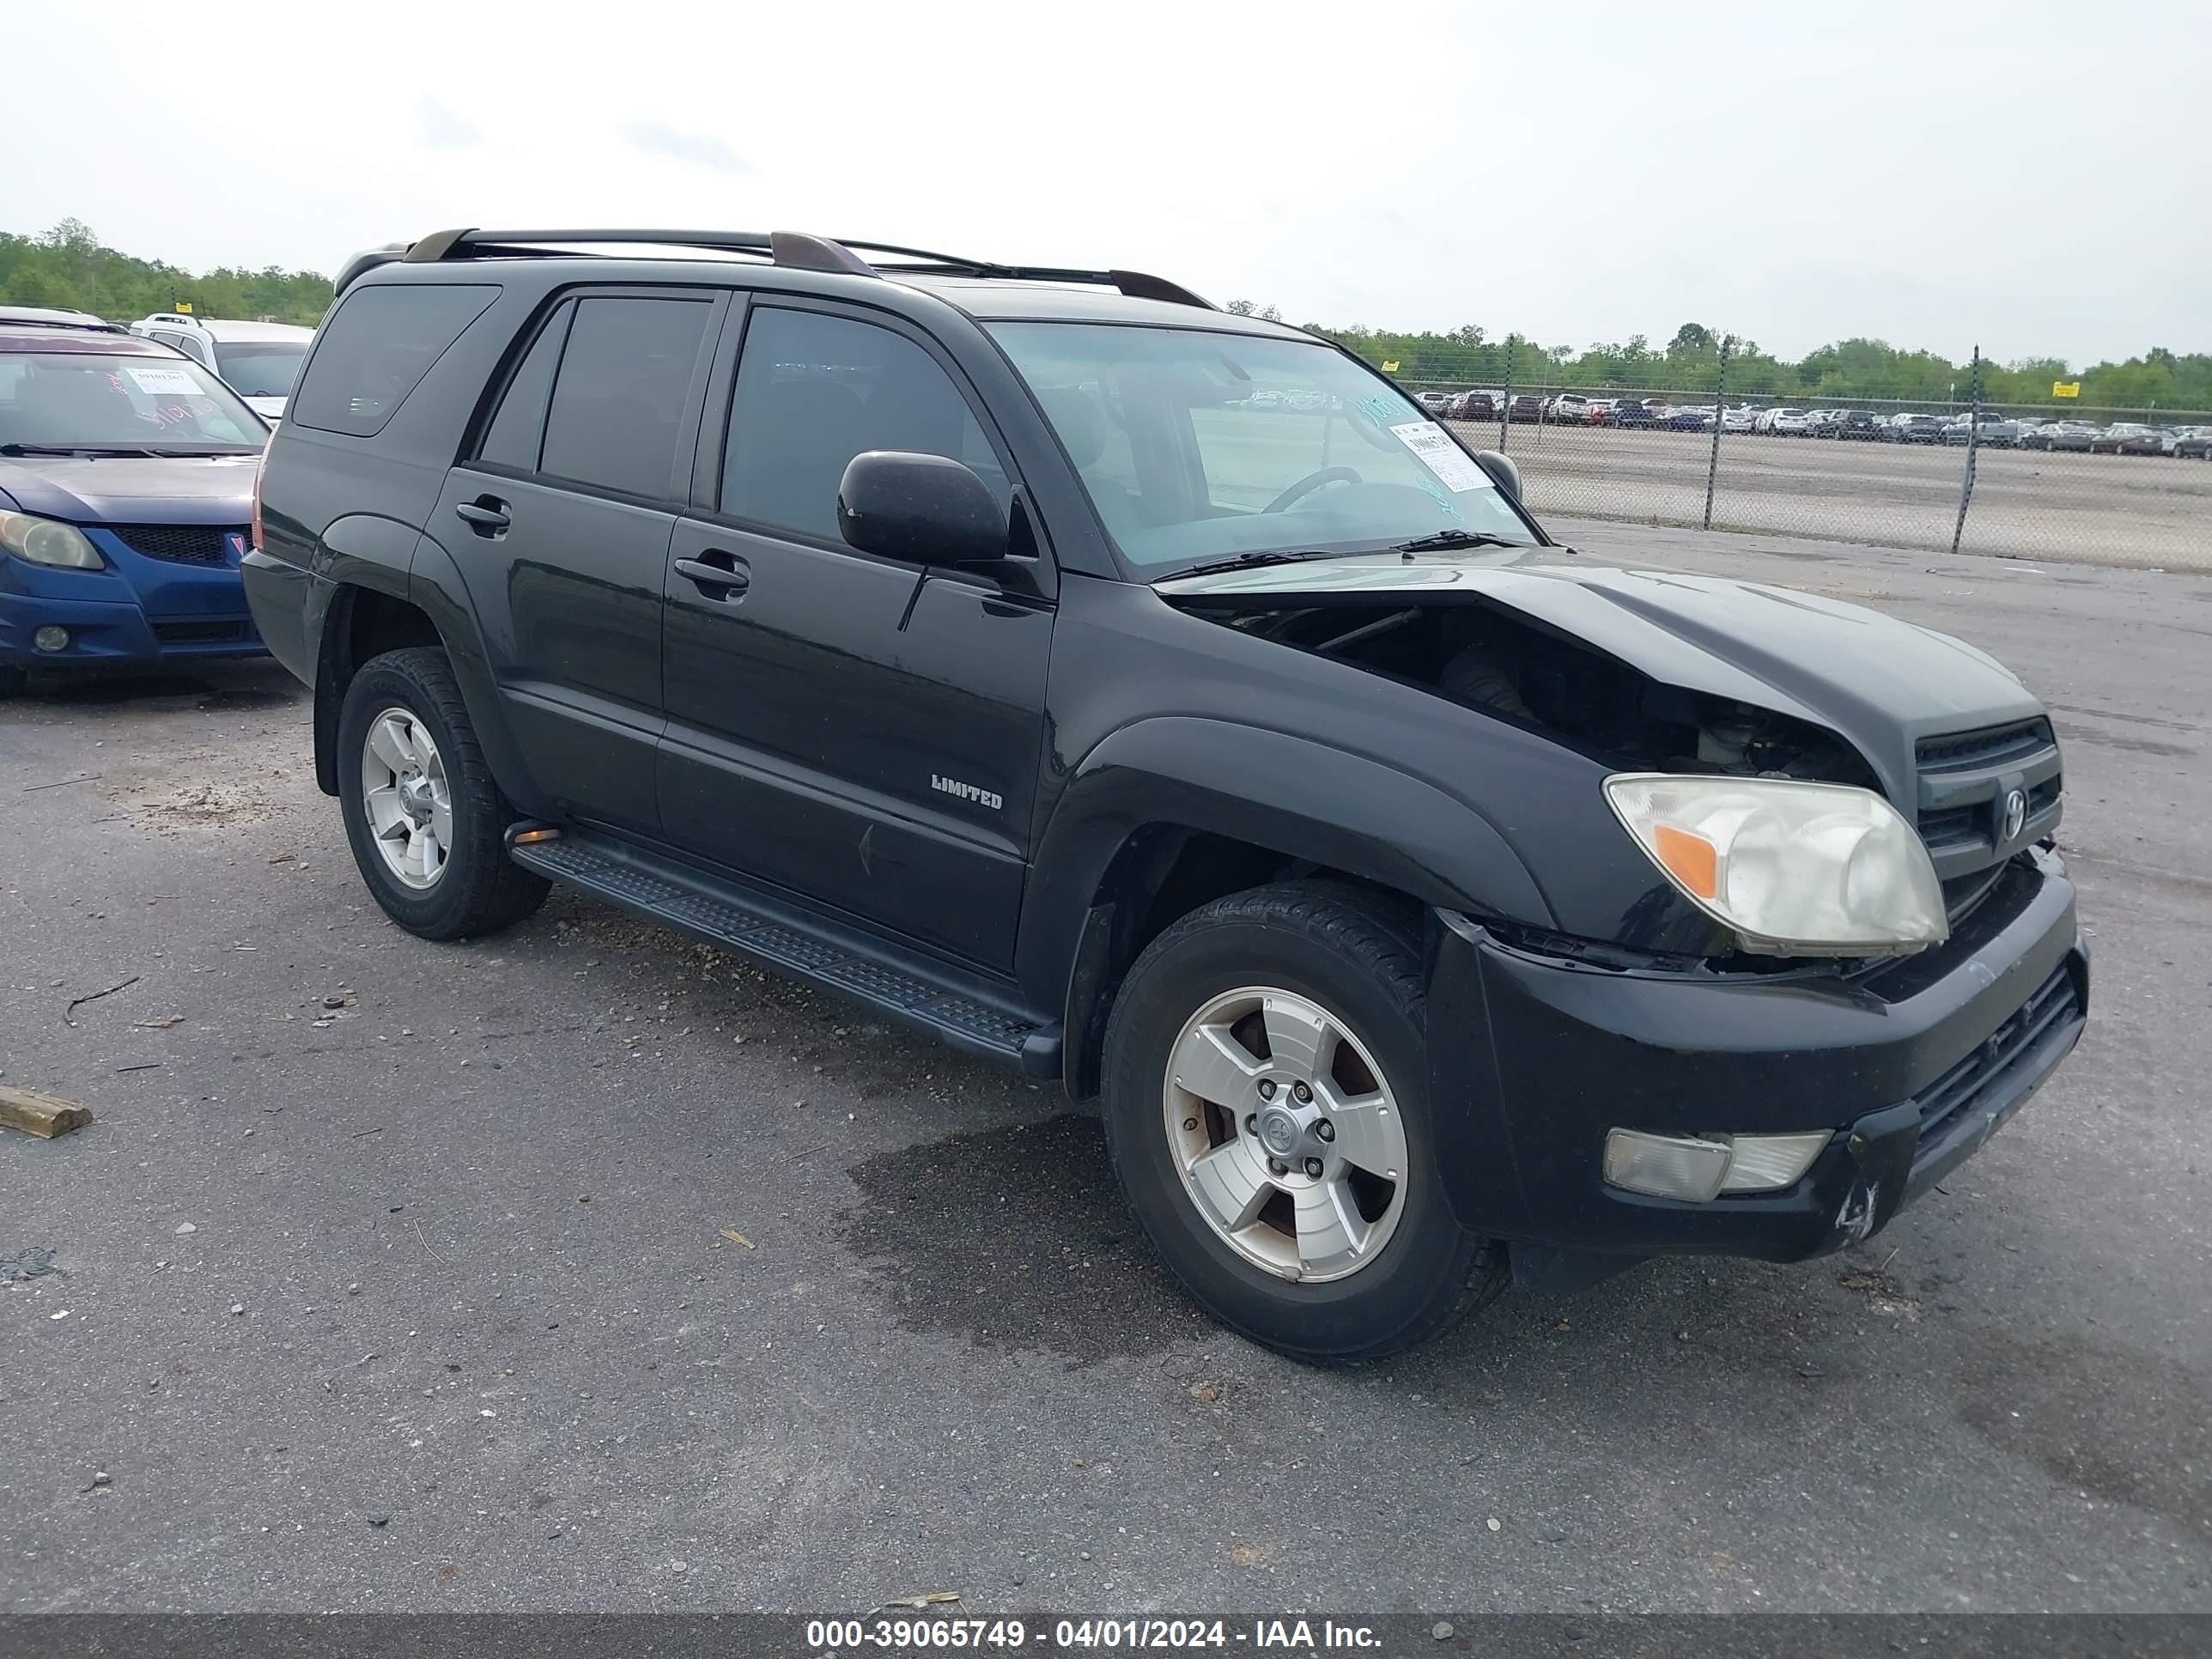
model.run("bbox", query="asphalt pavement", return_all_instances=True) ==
[3,524,2208,1614]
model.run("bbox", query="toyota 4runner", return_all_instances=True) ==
[243,228,2087,1359]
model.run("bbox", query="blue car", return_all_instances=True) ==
[0,316,270,695]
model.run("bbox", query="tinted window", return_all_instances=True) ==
[290,284,498,437]
[213,340,307,398]
[477,301,574,472]
[722,307,1008,544]
[538,296,712,500]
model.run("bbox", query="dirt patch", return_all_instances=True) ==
[97,757,283,831]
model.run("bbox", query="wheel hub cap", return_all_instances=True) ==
[1161,987,1409,1283]
[360,708,452,891]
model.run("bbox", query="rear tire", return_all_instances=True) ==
[1100,880,1506,1362]
[336,647,549,940]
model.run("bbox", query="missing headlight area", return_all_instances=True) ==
[1180,595,1881,788]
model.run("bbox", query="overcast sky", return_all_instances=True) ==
[9,2,2203,366]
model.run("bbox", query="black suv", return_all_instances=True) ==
[245,228,2087,1360]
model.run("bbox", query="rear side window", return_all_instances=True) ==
[537,295,714,501]
[477,301,575,473]
[290,283,498,437]
[721,307,1008,544]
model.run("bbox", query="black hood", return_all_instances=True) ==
[1157,556,2044,805]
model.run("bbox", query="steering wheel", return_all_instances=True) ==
[1262,465,1362,514]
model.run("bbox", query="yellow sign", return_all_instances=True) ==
[173,301,193,313]
[1381,360,1400,373]
[2051,380,2079,398]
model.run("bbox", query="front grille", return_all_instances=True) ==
[111,525,241,566]
[1916,718,2054,773]
[1911,717,2063,875]
[1917,963,2081,1139]
[152,618,252,644]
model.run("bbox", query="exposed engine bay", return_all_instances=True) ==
[1194,599,1881,789]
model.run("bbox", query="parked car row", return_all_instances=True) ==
[1416,385,2212,458]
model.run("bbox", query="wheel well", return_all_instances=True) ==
[1062,825,1419,1102]
[313,586,443,795]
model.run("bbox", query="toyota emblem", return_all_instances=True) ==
[2001,787,2027,842]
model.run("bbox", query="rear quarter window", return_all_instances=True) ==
[289,283,499,437]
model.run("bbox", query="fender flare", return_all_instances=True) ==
[1018,716,1557,1052]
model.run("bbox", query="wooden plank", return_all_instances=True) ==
[0,1086,93,1139]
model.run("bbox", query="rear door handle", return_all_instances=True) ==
[675,554,750,598]
[454,497,510,533]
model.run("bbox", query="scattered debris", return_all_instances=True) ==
[1486,1516,1502,1532]
[1189,1381,1219,1402]
[63,975,140,1024]
[877,1592,961,1612]
[24,773,100,792]
[229,1304,246,1316]
[133,1016,185,1030]
[174,1222,197,1235]
[322,995,347,1010]
[349,1127,386,1139]
[114,1063,163,1074]
[1,1247,58,1283]
[0,1086,94,1139]
[719,1228,756,1250]
[1432,1623,1455,1641]
[367,1514,391,1528]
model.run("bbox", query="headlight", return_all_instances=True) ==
[1604,773,1947,956]
[0,510,103,569]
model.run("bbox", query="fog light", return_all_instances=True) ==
[1604,1127,1833,1201]
[1604,1130,1731,1202]
[33,625,69,653]
[1719,1131,1833,1193]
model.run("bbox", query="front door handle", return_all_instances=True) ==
[454,497,510,534]
[675,554,750,599]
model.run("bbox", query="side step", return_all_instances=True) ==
[507,829,1062,1079]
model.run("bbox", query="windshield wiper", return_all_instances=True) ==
[0,442,162,459]
[1391,530,1523,553]
[1172,550,1348,579]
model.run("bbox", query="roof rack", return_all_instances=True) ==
[337,228,1213,310]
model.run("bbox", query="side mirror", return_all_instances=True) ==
[1473,449,1522,501]
[838,451,1006,565]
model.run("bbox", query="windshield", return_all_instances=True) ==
[988,322,1535,572]
[214,340,307,399]
[0,350,264,451]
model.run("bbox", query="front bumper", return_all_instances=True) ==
[1426,847,2086,1264]
[2,530,263,669]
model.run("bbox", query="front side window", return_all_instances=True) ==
[214,340,307,399]
[0,350,264,452]
[988,322,1534,572]
[721,307,1008,544]
[538,295,714,500]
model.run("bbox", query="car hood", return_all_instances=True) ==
[1157,555,2044,805]
[245,395,287,420]
[0,453,261,525]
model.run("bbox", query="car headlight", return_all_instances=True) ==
[0,510,103,569]
[1604,773,1948,956]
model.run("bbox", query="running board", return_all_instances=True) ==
[507,829,1061,1079]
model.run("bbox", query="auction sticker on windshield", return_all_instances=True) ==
[125,365,203,397]
[1390,421,1489,491]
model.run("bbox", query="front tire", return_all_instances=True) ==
[1100,882,1506,1361]
[336,647,549,940]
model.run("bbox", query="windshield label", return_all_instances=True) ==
[126,365,202,397]
[1389,421,1489,492]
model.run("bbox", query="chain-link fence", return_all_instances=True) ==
[1377,340,2212,568]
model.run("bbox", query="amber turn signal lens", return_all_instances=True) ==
[1651,823,1718,900]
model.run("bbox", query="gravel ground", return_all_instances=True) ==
[2,526,2208,1615]
[1448,422,2212,571]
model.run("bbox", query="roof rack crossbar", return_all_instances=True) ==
[364,228,1215,310]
